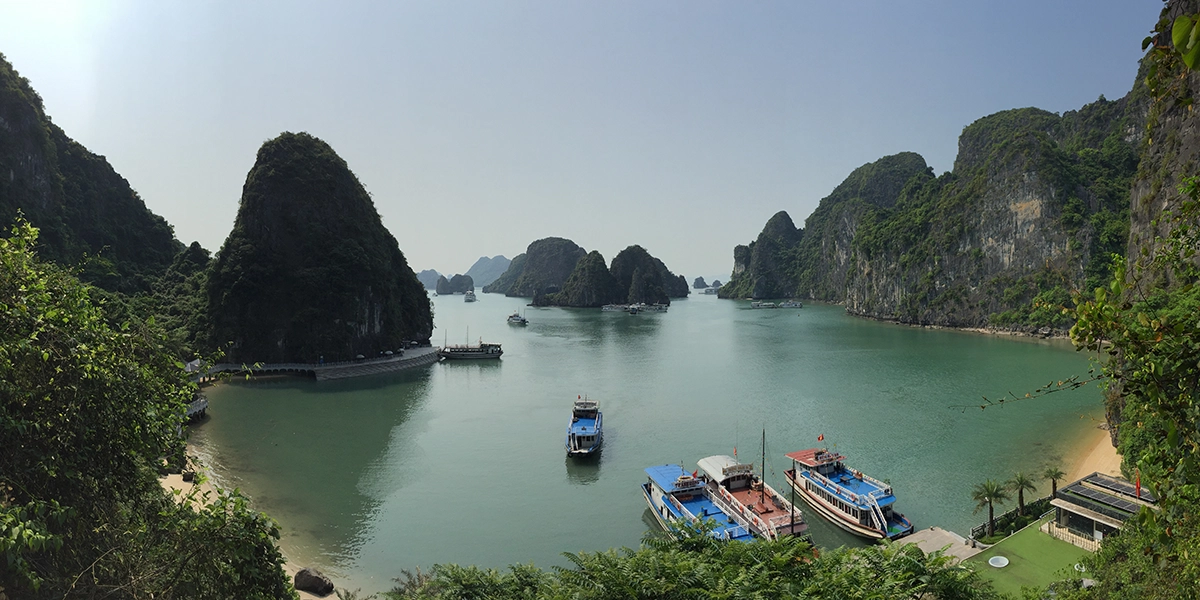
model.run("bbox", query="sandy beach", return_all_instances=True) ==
[159,455,327,599]
[1066,425,1123,483]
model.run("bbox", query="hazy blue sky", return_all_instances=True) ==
[1,1,1160,282]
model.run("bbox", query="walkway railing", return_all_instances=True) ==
[1042,521,1102,552]
[970,496,1052,539]
[707,484,764,539]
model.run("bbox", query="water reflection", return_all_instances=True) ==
[565,453,602,485]
[190,367,436,575]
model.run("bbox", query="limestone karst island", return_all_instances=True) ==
[2,3,1199,599]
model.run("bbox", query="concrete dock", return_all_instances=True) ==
[899,527,984,563]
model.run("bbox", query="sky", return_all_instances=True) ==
[0,0,1162,282]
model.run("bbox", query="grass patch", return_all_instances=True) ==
[966,516,1091,597]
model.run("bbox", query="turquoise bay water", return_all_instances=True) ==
[191,294,1104,592]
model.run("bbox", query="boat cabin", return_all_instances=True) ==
[697,455,755,491]
[572,399,599,420]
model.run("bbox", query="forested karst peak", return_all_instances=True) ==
[206,131,431,363]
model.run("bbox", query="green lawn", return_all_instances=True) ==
[966,516,1091,597]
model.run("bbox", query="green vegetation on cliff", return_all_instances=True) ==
[482,253,526,294]
[0,220,294,599]
[206,132,431,363]
[483,238,585,297]
[0,53,182,294]
[723,97,1140,331]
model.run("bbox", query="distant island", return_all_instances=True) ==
[464,255,511,288]
[435,273,475,295]
[416,269,441,290]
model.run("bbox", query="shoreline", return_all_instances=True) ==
[1065,425,1123,483]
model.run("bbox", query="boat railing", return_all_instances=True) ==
[667,494,697,521]
[858,472,892,496]
[707,483,772,540]
[720,524,749,540]
[765,485,804,530]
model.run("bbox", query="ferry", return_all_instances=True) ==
[642,457,808,541]
[464,291,477,302]
[507,311,528,325]
[565,396,602,457]
[778,301,803,308]
[437,341,502,360]
[601,304,627,312]
[750,301,777,309]
[783,448,913,540]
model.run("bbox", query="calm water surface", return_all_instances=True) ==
[191,294,1104,592]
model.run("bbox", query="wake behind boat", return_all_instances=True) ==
[784,448,913,540]
[565,396,602,457]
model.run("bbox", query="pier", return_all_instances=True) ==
[205,347,441,382]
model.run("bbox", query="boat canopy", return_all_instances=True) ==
[645,464,705,493]
[698,455,754,483]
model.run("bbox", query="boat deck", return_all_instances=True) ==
[673,495,754,541]
[569,416,598,435]
[730,487,784,517]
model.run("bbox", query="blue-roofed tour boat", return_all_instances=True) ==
[784,448,913,540]
[566,397,602,457]
[642,456,808,541]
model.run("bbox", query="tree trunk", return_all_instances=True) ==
[987,502,995,537]
[1019,490,1025,516]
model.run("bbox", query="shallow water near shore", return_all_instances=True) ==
[190,295,1103,592]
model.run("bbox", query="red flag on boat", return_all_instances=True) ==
[692,470,698,478]
[818,434,824,442]
[1136,468,1141,498]
[578,395,581,399]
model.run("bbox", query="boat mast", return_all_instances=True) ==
[790,456,796,534]
[760,428,766,505]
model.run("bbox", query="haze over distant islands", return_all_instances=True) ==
[0,2,1157,280]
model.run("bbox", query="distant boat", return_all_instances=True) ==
[438,340,502,360]
[464,291,477,302]
[750,301,777,309]
[783,448,913,540]
[704,288,718,295]
[778,301,802,308]
[601,304,627,312]
[565,396,602,457]
[507,311,528,325]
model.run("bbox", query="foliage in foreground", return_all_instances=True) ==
[0,219,294,599]
[384,522,1001,600]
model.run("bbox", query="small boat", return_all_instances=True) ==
[464,291,477,302]
[438,340,502,360]
[641,303,668,312]
[565,396,602,457]
[601,304,628,312]
[783,448,913,540]
[703,287,719,295]
[507,311,528,325]
[778,301,803,308]
[628,304,640,315]
[750,301,777,309]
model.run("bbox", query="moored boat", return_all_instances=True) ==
[750,301,777,309]
[698,455,808,539]
[438,341,502,360]
[565,396,602,457]
[507,311,528,325]
[778,300,803,308]
[464,290,477,302]
[642,464,755,541]
[783,448,913,540]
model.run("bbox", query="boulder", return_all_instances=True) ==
[294,567,335,596]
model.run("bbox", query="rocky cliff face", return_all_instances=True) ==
[482,238,585,297]
[416,269,441,290]
[723,98,1142,329]
[0,53,182,292]
[464,255,510,288]
[206,132,432,363]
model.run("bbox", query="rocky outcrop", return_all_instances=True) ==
[416,269,441,290]
[482,238,585,297]
[293,568,334,596]
[0,53,182,293]
[611,245,672,305]
[206,132,432,363]
[722,96,1142,329]
[464,255,511,288]
[548,251,622,307]
[482,253,525,294]
[435,274,474,295]
[693,276,708,289]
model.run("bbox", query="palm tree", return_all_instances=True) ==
[1043,466,1066,498]
[971,479,1010,538]
[1008,471,1038,516]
